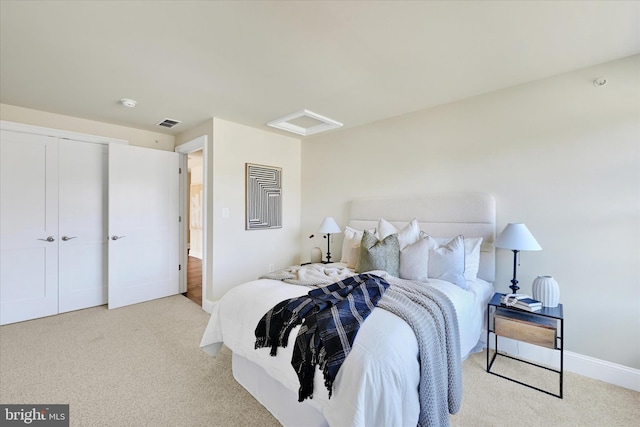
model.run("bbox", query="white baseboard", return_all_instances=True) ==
[189,251,203,259]
[202,298,215,314]
[487,336,640,392]
[564,350,640,392]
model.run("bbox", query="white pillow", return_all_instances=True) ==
[341,226,376,267]
[398,218,421,249]
[399,234,429,281]
[376,218,397,240]
[463,237,482,281]
[345,242,361,269]
[426,235,467,290]
[433,236,483,281]
[377,218,420,249]
[341,226,365,263]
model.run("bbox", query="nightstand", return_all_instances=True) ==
[486,292,564,398]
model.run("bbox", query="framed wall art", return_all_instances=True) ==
[245,163,282,230]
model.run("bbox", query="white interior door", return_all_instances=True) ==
[58,139,108,313]
[0,130,59,325]
[108,144,179,309]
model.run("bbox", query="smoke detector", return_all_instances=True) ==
[120,98,137,108]
[593,77,607,87]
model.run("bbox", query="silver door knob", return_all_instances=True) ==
[111,235,126,241]
[38,236,55,242]
[61,236,77,241]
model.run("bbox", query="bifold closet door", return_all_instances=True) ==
[58,139,108,313]
[108,144,180,309]
[0,130,59,325]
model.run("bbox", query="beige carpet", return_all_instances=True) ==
[1,295,638,426]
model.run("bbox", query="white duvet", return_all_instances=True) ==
[200,274,493,426]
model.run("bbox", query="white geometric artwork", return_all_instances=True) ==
[246,163,282,230]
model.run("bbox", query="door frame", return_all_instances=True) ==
[175,136,208,308]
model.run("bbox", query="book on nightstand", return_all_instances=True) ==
[500,294,543,312]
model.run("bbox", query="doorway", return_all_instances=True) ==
[186,149,203,305]
[175,135,208,309]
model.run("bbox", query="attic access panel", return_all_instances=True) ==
[267,109,342,136]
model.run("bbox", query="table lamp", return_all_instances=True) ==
[318,217,341,263]
[494,223,542,294]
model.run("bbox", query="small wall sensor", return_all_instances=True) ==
[120,98,137,108]
[593,78,607,87]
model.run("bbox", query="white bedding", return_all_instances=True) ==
[200,269,493,426]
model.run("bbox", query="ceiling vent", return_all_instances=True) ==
[267,109,342,136]
[156,118,182,129]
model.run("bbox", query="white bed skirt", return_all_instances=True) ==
[232,338,488,427]
[232,352,328,427]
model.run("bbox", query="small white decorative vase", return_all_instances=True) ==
[532,275,560,308]
[311,247,322,263]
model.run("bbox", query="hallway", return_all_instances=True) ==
[186,256,202,306]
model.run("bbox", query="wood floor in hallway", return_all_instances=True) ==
[186,256,202,306]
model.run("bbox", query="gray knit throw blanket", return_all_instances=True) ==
[377,274,462,427]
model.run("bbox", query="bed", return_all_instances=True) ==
[200,192,496,426]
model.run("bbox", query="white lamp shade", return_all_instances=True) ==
[494,223,542,251]
[318,217,341,234]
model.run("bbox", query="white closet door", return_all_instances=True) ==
[58,139,108,313]
[108,144,179,309]
[0,130,59,325]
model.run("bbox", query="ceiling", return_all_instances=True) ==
[1,1,638,138]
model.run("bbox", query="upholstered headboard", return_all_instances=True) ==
[348,192,496,282]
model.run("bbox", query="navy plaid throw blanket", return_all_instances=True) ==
[254,273,389,401]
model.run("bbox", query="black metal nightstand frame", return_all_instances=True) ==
[486,293,564,398]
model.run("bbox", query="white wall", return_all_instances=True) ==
[210,118,301,300]
[177,118,302,303]
[301,55,640,370]
[0,103,175,150]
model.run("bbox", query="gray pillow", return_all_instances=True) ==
[399,236,429,281]
[355,230,400,277]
